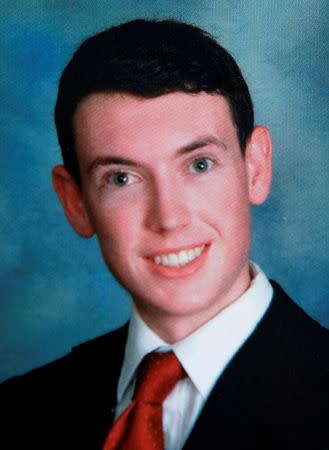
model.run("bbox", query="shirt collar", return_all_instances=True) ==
[117,262,273,402]
[117,305,170,402]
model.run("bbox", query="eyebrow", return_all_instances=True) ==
[86,135,226,175]
[177,136,226,156]
[87,156,140,175]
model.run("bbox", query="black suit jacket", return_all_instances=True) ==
[1,282,328,449]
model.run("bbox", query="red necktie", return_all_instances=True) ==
[103,351,186,450]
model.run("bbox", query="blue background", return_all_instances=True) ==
[1,1,328,381]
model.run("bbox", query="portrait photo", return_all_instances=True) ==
[1,2,328,449]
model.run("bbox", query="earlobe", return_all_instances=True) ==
[246,125,272,205]
[52,165,95,238]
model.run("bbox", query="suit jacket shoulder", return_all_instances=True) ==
[184,281,329,450]
[1,323,128,449]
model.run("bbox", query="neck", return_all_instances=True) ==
[134,266,252,344]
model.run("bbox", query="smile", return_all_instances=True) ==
[152,245,206,267]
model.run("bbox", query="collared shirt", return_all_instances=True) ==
[115,263,273,450]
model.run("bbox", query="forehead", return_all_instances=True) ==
[73,92,238,165]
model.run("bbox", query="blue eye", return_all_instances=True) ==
[190,157,213,173]
[106,171,141,188]
[110,172,130,186]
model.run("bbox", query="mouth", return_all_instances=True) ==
[145,242,211,279]
[144,243,209,279]
[152,244,206,267]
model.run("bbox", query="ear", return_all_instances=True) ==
[245,125,272,205]
[52,165,95,238]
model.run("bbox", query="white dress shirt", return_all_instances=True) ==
[114,263,273,450]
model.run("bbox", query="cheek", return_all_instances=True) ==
[87,198,142,253]
[198,174,250,227]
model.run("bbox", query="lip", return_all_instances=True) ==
[144,243,210,279]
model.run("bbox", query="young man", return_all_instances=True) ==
[2,19,328,450]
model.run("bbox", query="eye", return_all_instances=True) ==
[190,157,214,174]
[107,171,137,187]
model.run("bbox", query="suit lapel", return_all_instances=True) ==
[183,283,300,450]
[70,323,128,448]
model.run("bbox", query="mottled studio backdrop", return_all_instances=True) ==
[1,0,328,381]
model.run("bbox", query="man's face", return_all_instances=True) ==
[65,92,271,340]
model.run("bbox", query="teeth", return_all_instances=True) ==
[168,253,179,267]
[152,245,205,267]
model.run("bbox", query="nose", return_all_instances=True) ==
[145,179,192,233]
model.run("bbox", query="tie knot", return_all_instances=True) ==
[134,351,186,404]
